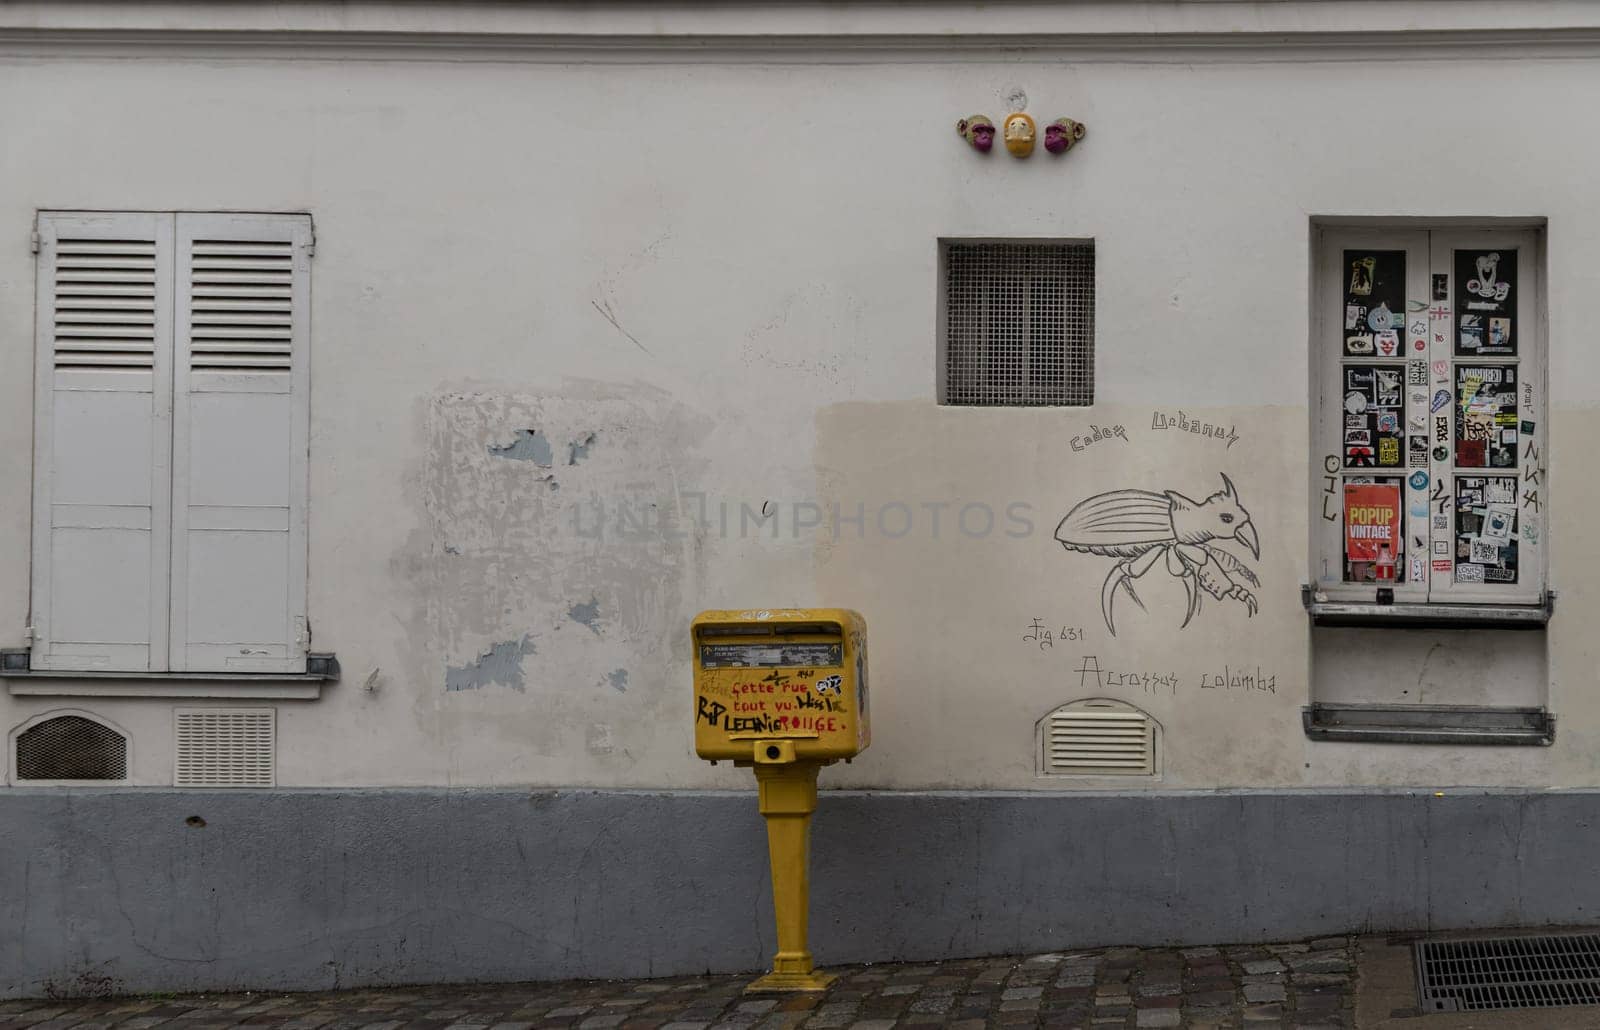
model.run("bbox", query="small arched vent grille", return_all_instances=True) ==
[1039,698,1157,777]
[16,716,128,780]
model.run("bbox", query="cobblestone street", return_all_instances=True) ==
[0,937,1356,1030]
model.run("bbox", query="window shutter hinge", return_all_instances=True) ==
[29,230,39,254]
[305,233,315,258]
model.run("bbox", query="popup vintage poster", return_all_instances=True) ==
[1345,481,1402,581]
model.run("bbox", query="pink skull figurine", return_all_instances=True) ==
[956,115,995,153]
[1044,117,1087,155]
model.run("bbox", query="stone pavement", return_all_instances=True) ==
[0,937,1358,1030]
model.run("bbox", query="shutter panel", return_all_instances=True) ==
[170,214,311,673]
[31,213,174,671]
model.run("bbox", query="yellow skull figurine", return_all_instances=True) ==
[1003,112,1037,158]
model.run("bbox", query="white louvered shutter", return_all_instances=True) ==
[169,214,311,673]
[31,213,174,671]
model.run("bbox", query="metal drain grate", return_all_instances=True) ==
[1416,933,1600,1011]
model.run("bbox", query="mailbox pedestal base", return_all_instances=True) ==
[746,762,834,993]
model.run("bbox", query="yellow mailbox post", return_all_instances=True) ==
[692,608,870,992]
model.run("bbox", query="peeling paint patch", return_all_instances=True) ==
[445,636,536,692]
[568,432,597,466]
[605,668,629,692]
[489,429,554,465]
[567,598,602,635]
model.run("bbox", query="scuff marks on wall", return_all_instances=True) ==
[488,429,554,465]
[741,282,869,389]
[445,636,537,692]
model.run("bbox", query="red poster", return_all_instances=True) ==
[1344,483,1401,564]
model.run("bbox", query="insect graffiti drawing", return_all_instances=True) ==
[1054,474,1262,637]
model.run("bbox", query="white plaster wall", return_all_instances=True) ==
[0,4,1597,789]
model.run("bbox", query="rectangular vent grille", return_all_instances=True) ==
[190,240,294,372]
[53,238,157,371]
[1044,709,1154,775]
[174,708,275,787]
[943,240,1095,407]
[1416,934,1600,1012]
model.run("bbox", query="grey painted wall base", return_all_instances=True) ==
[4,787,1598,999]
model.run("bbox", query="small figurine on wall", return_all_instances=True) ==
[1044,117,1087,154]
[956,109,1087,159]
[1002,112,1037,158]
[956,115,995,152]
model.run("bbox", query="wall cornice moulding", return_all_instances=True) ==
[7,26,1600,64]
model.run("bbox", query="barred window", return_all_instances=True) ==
[941,240,1095,406]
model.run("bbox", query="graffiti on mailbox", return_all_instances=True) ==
[696,667,850,736]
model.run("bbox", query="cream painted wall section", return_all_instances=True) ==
[0,15,1596,788]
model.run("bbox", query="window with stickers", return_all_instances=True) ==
[1311,227,1547,615]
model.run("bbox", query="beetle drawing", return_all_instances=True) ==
[1054,474,1261,636]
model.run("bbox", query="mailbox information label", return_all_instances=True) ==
[699,643,842,669]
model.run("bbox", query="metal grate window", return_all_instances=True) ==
[1416,933,1600,1012]
[942,240,1094,406]
[174,708,275,787]
[15,715,128,781]
[1038,698,1156,776]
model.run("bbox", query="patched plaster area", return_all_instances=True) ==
[405,381,714,784]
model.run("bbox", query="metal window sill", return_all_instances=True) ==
[1304,703,1554,746]
[1303,587,1553,630]
[0,650,338,699]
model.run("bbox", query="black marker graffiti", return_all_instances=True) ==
[1023,619,1088,650]
[1522,438,1544,513]
[1073,656,1179,695]
[1321,455,1339,522]
[1430,478,1451,515]
[1054,474,1261,636]
[1523,439,1543,487]
[697,696,727,726]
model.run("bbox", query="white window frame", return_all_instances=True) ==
[1311,225,1547,609]
[29,211,313,675]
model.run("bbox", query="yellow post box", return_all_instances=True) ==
[692,608,869,992]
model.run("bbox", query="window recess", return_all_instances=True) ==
[10,211,331,689]
[1308,227,1548,628]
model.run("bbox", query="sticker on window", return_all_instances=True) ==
[1343,251,1406,356]
[1454,249,1516,356]
[1456,365,1518,469]
[1454,475,1518,584]
[1344,480,1403,583]
[1344,365,1405,468]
